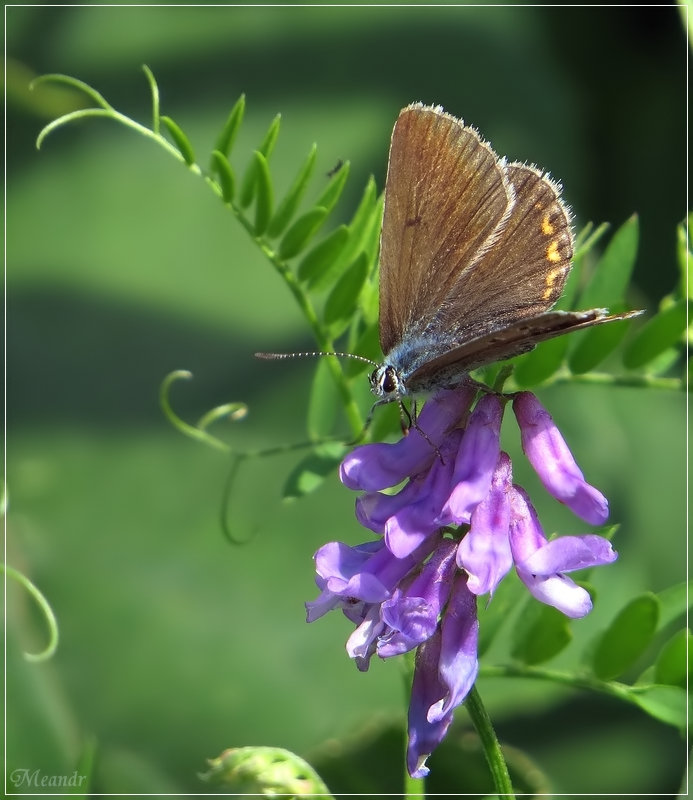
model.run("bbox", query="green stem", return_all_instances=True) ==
[403,767,423,799]
[545,369,683,391]
[465,685,515,798]
[206,160,363,438]
[4,564,60,662]
[35,75,365,440]
[257,242,364,438]
[399,653,425,799]
[480,663,635,704]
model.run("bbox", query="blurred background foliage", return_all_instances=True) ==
[6,5,688,796]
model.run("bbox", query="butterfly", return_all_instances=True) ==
[368,102,640,402]
[258,103,641,410]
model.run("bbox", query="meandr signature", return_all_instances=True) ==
[9,768,87,789]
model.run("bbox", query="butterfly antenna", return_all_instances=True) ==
[255,350,380,367]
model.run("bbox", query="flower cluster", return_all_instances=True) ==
[306,387,617,778]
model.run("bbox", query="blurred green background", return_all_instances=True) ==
[6,5,688,796]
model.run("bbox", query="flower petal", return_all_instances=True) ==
[457,452,514,596]
[521,534,618,576]
[378,539,458,657]
[509,488,617,618]
[513,392,609,525]
[428,574,479,721]
[340,386,476,491]
[355,477,427,534]
[508,485,547,564]
[377,593,437,657]
[517,571,594,618]
[383,433,461,558]
[440,394,502,524]
[406,631,452,779]
[306,535,441,621]
[346,604,385,669]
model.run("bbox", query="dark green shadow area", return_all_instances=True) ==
[7,284,275,428]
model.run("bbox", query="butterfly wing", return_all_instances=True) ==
[407,308,642,391]
[378,103,514,356]
[424,162,575,345]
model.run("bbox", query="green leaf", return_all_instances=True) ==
[239,150,263,209]
[282,443,346,500]
[30,72,114,111]
[476,570,524,657]
[210,150,236,203]
[257,113,281,160]
[239,150,267,208]
[567,304,634,374]
[676,214,692,300]
[343,322,380,378]
[331,176,378,274]
[624,684,687,729]
[656,581,690,629]
[314,160,350,213]
[141,64,161,134]
[578,214,639,309]
[278,207,328,260]
[374,401,406,442]
[362,192,385,267]
[623,298,690,369]
[214,93,245,158]
[358,272,380,328]
[266,143,318,239]
[160,115,196,166]
[307,358,339,439]
[251,151,273,236]
[297,224,350,288]
[572,221,610,262]
[512,335,571,387]
[324,252,370,335]
[564,215,641,373]
[510,599,573,665]
[654,628,690,688]
[636,346,681,376]
[592,593,660,680]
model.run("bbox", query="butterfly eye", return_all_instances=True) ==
[369,365,401,398]
[383,367,399,394]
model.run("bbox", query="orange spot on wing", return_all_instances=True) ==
[546,240,562,263]
[542,264,566,299]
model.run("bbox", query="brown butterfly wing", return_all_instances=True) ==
[407,309,642,391]
[378,103,513,356]
[425,163,575,344]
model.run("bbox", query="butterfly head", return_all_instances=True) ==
[370,364,406,401]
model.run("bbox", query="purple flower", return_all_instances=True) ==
[513,391,609,525]
[508,485,617,618]
[378,538,458,657]
[406,630,451,779]
[407,574,479,778]
[340,386,476,492]
[456,452,514,596]
[306,535,441,621]
[307,386,618,777]
[440,394,503,525]
[354,393,503,559]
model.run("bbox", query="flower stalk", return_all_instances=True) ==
[465,685,514,798]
